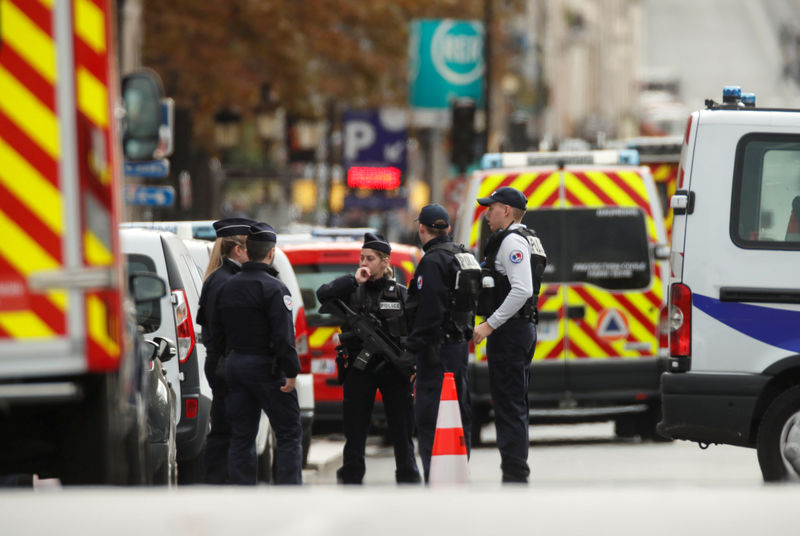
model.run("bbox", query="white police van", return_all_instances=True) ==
[658,87,800,481]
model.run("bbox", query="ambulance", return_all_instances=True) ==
[455,149,670,443]
[658,87,800,481]
[0,0,166,484]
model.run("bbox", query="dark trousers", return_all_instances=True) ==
[225,352,302,485]
[337,364,420,484]
[486,317,536,482]
[414,341,471,482]
[203,352,230,484]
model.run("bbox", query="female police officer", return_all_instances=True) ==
[196,217,253,484]
[316,233,421,485]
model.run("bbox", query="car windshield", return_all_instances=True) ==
[480,207,651,290]
[293,263,357,326]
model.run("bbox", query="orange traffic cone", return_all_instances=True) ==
[429,372,469,485]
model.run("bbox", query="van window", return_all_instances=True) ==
[732,134,800,249]
[126,254,161,333]
[481,207,651,290]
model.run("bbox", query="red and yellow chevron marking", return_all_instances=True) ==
[0,0,67,340]
[646,162,678,242]
[73,0,123,369]
[470,169,664,362]
[469,169,660,249]
[0,0,122,370]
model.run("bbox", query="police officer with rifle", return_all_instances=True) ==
[316,233,421,485]
[473,187,547,483]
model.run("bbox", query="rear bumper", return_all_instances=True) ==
[658,371,768,447]
[469,357,666,423]
[176,394,211,461]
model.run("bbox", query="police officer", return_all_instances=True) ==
[209,222,303,485]
[472,187,546,483]
[407,204,475,482]
[197,217,253,484]
[316,233,421,485]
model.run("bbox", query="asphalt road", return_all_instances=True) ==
[3,423,796,536]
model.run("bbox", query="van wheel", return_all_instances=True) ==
[757,386,800,482]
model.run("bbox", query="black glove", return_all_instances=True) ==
[394,350,416,381]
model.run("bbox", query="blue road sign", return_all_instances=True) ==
[125,185,175,207]
[124,159,170,178]
[343,109,407,173]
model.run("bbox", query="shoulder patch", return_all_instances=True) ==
[509,250,524,264]
[416,275,423,290]
[283,294,293,311]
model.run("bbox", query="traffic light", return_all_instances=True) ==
[451,98,476,173]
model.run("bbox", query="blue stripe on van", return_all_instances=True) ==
[694,294,800,353]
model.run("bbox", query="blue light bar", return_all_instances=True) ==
[723,85,742,103]
[742,93,756,107]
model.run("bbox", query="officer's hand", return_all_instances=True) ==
[472,321,494,345]
[355,266,371,283]
[281,377,296,393]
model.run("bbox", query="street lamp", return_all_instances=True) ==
[213,107,242,161]
[254,84,285,169]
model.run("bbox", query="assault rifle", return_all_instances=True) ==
[319,299,415,380]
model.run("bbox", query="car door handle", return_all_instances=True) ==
[566,305,585,320]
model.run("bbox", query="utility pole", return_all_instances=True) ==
[484,0,492,154]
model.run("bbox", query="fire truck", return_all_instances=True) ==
[0,0,165,484]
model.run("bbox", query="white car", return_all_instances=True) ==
[121,228,210,484]
[183,238,315,478]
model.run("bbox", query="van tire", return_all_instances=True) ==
[757,385,800,482]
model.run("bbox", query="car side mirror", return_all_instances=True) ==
[300,288,317,310]
[151,336,176,363]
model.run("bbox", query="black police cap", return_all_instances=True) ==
[213,217,256,238]
[362,232,391,255]
[248,222,277,243]
[415,203,450,229]
[476,186,528,210]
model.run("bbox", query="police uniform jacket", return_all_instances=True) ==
[316,274,407,357]
[406,235,461,353]
[197,257,241,355]
[210,261,300,378]
[485,223,535,329]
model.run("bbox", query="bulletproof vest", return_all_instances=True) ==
[477,226,547,319]
[349,278,407,340]
[426,242,482,341]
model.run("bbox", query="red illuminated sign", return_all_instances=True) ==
[347,166,402,190]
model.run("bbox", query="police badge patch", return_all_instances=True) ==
[417,275,423,290]
[283,294,293,311]
[509,250,524,263]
